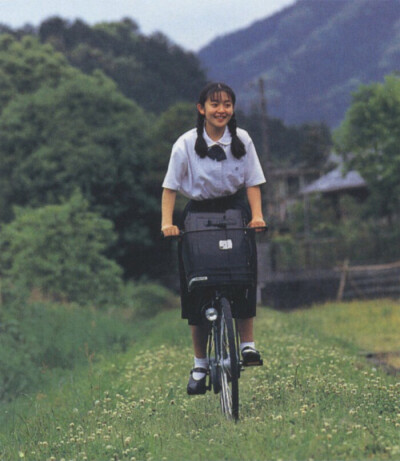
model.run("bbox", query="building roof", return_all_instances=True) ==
[300,167,367,195]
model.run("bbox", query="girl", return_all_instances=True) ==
[161,82,266,395]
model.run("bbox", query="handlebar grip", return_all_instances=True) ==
[161,231,182,239]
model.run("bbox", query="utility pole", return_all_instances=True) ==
[258,78,273,219]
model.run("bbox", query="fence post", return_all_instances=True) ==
[337,259,349,301]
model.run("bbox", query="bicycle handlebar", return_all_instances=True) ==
[162,225,268,239]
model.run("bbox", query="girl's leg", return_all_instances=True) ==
[236,317,254,342]
[237,317,262,365]
[190,324,208,358]
[187,325,209,394]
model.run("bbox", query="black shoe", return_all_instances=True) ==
[242,346,263,367]
[187,367,208,395]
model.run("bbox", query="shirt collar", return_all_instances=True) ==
[203,127,232,147]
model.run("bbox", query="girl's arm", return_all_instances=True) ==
[246,186,266,229]
[161,188,180,236]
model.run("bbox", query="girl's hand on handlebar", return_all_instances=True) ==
[248,217,267,232]
[161,224,180,237]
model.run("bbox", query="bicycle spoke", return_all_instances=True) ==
[220,370,232,415]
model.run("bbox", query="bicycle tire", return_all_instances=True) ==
[217,297,239,420]
[207,327,220,395]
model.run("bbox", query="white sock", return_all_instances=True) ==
[240,341,255,352]
[193,357,208,380]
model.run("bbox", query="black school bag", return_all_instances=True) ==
[182,209,256,292]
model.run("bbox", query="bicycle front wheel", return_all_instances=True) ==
[217,297,239,420]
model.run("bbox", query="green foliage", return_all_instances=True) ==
[0,29,202,278]
[282,194,400,269]
[335,213,400,264]
[289,194,340,237]
[0,280,177,402]
[0,34,76,113]
[298,123,332,168]
[132,102,197,279]
[0,283,133,402]
[270,235,301,271]
[335,74,400,218]
[121,283,178,320]
[0,192,123,306]
[0,66,160,276]
[237,109,332,168]
[36,17,207,113]
[147,101,197,208]
[153,102,197,149]
[0,70,149,213]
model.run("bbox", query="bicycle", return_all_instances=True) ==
[169,212,266,421]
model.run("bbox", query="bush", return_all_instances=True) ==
[0,280,179,402]
[0,192,123,307]
[121,283,178,320]
[280,194,400,270]
[270,235,301,271]
[0,283,132,401]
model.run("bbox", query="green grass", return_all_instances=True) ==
[1,300,400,460]
[292,299,400,352]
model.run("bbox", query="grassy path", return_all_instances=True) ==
[1,300,400,460]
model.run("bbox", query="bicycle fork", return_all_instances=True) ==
[204,301,242,394]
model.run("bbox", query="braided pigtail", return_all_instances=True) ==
[194,112,208,158]
[228,114,246,159]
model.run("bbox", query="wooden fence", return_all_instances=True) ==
[259,256,400,309]
[337,260,400,301]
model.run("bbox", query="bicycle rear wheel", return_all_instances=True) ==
[217,297,239,420]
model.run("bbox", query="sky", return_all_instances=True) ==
[0,0,296,51]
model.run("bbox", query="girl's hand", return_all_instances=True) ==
[161,224,180,237]
[248,217,266,232]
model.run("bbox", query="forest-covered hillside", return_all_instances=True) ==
[198,0,400,127]
[1,17,207,113]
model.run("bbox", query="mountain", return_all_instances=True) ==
[198,0,400,127]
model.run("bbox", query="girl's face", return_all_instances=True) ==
[197,91,234,134]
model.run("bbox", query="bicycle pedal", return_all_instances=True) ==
[242,359,263,367]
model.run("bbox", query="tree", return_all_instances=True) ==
[298,122,332,168]
[0,70,158,276]
[146,102,196,197]
[0,34,77,113]
[0,26,206,278]
[0,192,123,306]
[139,102,197,279]
[2,19,207,114]
[37,18,207,113]
[335,74,400,219]
[237,108,332,168]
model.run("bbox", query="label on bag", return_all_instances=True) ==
[219,239,233,250]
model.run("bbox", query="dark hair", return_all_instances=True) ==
[195,82,246,159]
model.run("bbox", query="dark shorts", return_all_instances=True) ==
[178,189,257,326]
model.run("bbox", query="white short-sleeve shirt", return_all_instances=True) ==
[162,127,266,201]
